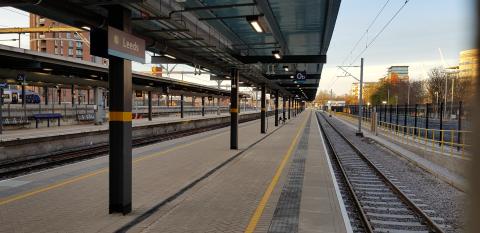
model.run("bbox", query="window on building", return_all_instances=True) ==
[76,49,83,56]
[60,40,64,46]
[54,47,59,55]
[66,32,71,39]
[76,42,82,48]
[68,48,73,56]
[68,41,73,47]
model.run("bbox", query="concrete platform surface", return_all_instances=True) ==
[0,110,348,233]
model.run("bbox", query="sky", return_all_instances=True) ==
[0,1,476,96]
[321,0,476,95]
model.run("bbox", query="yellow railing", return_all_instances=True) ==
[334,112,471,157]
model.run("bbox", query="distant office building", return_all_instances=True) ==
[459,49,478,79]
[386,66,409,82]
[29,14,105,64]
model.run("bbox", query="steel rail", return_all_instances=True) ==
[317,111,446,233]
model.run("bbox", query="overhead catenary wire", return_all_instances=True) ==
[340,0,391,66]
[327,0,411,91]
[349,0,411,65]
[327,0,392,90]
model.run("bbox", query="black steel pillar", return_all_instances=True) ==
[274,91,279,126]
[404,104,407,134]
[282,96,286,121]
[180,95,184,118]
[71,84,75,105]
[166,94,169,107]
[21,84,25,106]
[44,86,49,105]
[0,87,3,134]
[260,84,266,134]
[414,104,418,134]
[58,88,62,104]
[148,91,152,121]
[201,97,205,116]
[230,68,239,149]
[107,6,133,215]
[425,103,430,131]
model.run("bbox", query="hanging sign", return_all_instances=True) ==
[107,26,145,63]
[295,71,307,83]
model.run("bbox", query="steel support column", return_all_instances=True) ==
[180,95,184,118]
[282,96,286,121]
[274,91,279,126]
[260,84,266,134]
[230,68,239,149]
[21,84,25,106]
[107,6,133,215]
[201,96,205,116]
[148,91,152,121]
[71,84,75,106]
[44,86,48,105]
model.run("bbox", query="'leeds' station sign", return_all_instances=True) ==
[108,26,145,63]
[91,27,145,63]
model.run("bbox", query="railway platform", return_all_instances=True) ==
[0,110,350,233]
[0,110,257,142]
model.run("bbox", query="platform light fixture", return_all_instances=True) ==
[246,15,264,33]
[43,68,53,71]
[283,65,289,72]
[163,53,176,60]
[272,50,281,60]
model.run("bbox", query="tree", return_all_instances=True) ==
[426,67,448,104]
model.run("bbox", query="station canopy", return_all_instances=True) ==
[6,0,341,101]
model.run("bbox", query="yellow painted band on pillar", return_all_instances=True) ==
[230,108,238,113]
[109,111,132,122]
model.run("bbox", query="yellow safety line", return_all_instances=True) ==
[0,128,223,206]
[244,112,309,233]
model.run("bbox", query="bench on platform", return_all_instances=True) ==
[32,113,63,128]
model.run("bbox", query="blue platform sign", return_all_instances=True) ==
[295,71,307,83]
[0,83,7,88]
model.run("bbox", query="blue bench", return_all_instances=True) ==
[32,113,63,128]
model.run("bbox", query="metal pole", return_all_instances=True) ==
[439,102,444,143]
[180,94,184,118]
[282,96,286,121]
[414,104,418,135]
[425,103,430,131]
[261,84,266,134]
[404,103,407,134]
[274,90,279,126]
[458,101,463,150]
[107,5,133,215]
[0,87,3,134]
[201,96,205,116]
[230,68,239,149]
[148,91,152,121]
[356,58,364,136]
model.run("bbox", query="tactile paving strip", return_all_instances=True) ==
[267,116,311,233]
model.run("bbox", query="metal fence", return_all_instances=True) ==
[337,102,471,157]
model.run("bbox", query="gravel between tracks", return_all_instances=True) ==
[327,113,466,233]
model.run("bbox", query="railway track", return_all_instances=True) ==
[0,122,232,179]
[316,111,446,233]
